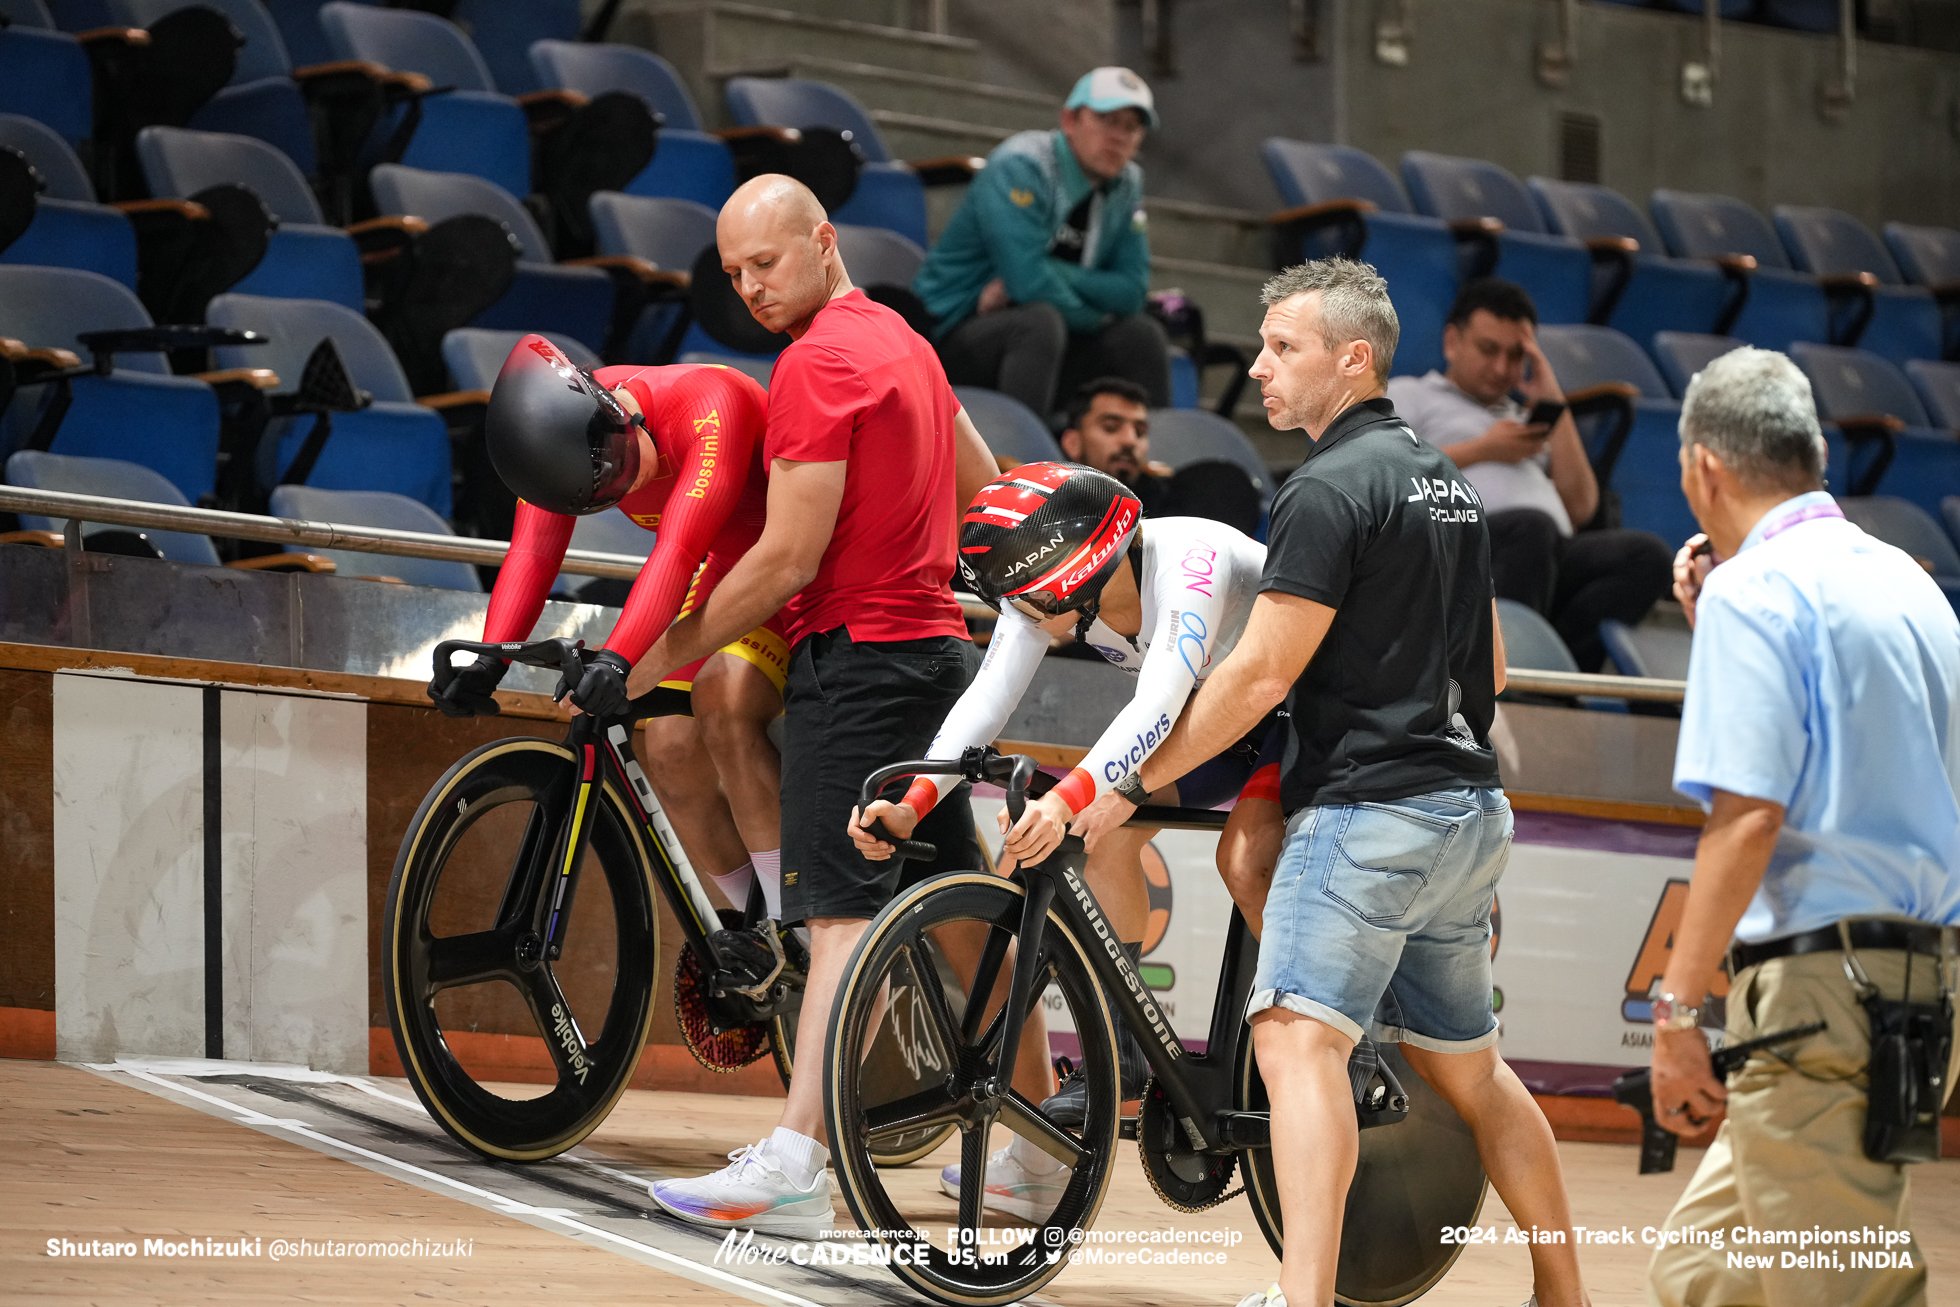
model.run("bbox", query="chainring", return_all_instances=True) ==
[674,909,771,1072]
[1137,1077,1239,1213]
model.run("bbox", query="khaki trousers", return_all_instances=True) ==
[1647,947,1958,1307]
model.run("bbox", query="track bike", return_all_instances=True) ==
[826,748,1490,1307]
[384,636,955,1165]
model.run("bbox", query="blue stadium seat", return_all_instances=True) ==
[44,0,110,27]
[0,265,220,501]
[1905,360,1960,430]
[5,449,224,563]
[262,0,364,70]
[1790,342,1960,516]
[555,507,650,601]
[1774,205,1943,366]
[0,1,55,26]
[529,41,735,209]
[724,77,927,248]
[1527,177,1731,347]
[318,1,530,200]
[835,223,925,290]
[1534,323,1697,545]
[1650,189,1831,354]
[1259,138,1459,377]
[1884,222,1960,288]
[589,191,717,269]
[440,327,599,392]
[1495,598,1579,672]
[107,0,316,173]
[1142,407,1274,511]
[1651,331,1746,398]
[368,163,615,351]
[676,350,773,388]
[0,115,137,288]
[450,0,579,96]
[134,126,361,310]
[1400,151,1592,325]
[1838,496,1960,615]
[267,484,478,588]
[952,385,1060,467]
[0,25,92,150]
[207,293,454,517]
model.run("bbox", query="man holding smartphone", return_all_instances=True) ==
[1388,278,1670,670]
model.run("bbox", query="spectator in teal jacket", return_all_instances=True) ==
[914,66,1170,423]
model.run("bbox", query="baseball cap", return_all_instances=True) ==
[1064,66,1158,131]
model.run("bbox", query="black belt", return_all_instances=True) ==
[1730,920,1953,973]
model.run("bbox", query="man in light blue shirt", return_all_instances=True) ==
[1646,347,1960,1307]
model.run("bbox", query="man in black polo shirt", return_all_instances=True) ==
[1090,259,1589,1307]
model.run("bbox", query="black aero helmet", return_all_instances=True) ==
[485,334,643,516]
[958,462,1141,617]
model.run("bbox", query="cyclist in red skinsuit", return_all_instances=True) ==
[480,354,790,919]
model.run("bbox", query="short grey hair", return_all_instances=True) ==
[1678,347,1827,492]
[1261,257,1399,382]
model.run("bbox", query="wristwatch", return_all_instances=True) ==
[1651,993,1701,1032]
[1113,771,1150,805]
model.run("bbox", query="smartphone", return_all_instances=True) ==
[1526,399,1567,428]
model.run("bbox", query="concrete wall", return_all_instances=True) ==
[950,0,1115,95]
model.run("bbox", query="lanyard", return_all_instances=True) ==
[1754,500,1844,546]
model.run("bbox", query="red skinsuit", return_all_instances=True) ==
[481,363,770,665]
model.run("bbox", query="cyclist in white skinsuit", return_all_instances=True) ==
[850,462,1278,1219]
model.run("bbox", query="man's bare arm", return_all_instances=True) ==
[1660,789,1783,1004]
[953,407,996,516]
[629,457,846,692]
[1543,408,1599,527]
[1136,591,1335,791]
[1492,597,1507,694]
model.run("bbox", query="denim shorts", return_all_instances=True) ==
[1247,787,1511,1052]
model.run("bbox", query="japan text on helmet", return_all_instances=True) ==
[958,462,1141,618]
[485,334,642,516]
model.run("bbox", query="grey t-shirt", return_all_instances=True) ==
[1386,370,1573,535]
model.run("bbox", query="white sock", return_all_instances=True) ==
[1008,1132,1066,1175]
[751,849,783,920]
[707,862,756,913]
[767,1126,827,1188]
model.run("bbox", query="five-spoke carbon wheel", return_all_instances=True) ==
[824,873,1122,1306]
[386,737,659,1162]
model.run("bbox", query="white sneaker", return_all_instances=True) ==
[938,1143,1071,1221]
[650,1139,835,1237]
[1233,1286,1285,1307]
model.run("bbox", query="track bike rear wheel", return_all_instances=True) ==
[1238,1037,1487,1306]
[385,737,659,1162]
[825,873,1122,1307]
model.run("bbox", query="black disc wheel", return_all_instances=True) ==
[824,873,1121,1307]
[1238,1037,1488,1306]
[385,737,659,1162]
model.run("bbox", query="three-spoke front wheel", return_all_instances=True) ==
[385,737,659,1161]
[824,873,1121,1307]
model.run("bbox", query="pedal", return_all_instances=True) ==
[708,921,786,1001]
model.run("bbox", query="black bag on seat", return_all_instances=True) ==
[84,5,244,201]
[531,92,658,260]
[0,146,41,254]
[133,182,275,330]
[726,125,864,214]
[367,212,520,395]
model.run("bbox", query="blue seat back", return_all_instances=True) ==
[1773,205,1904,284]
[1400,151,1547,233]
[529,40,702,131]
[45,0,110,27]
[724,77,889,164]
[0,26,91,145]
[952,386,1058,467]
[1790,343,1932,427]
[207,292,414,403]
[1905,360,1960,431]
[267,484,479,589]
[1651,332,1746,398]
[1883,222,1960,288]
[264,0,366,69]
[0,112,92,200]
[135,125,322,224]
[1143,407,1274,507]
[369,162,549,263]
[1495,598,1578,672]
[1527,177,1662,249]
[558,508,650,597]
[0,197,137,289]
[1535,324,1671,401]
[4,449,221,564]
[450,0,579,96]
[588,191,716,268]
[835,223,924,288]
[0,0,55,27]
[1650,190,1792,268]
[319,1,493,92]
[441,327,598,391]
[1840,497,1960,577]
[1259,138,1410,213]
[0,264,164,371]
[110,0,292,81]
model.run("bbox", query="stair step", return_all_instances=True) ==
[1150,256,1272,341]
[1144,198,1272,272]
[707,55,1059,135]
[728,0,920,28]
[616,3,981,126]
[866,110,1011,162]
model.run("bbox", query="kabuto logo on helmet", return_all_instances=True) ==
[958,462,1140,616]
[524,335,585,394]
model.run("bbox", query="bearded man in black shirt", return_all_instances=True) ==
[1074,258,1590,1307]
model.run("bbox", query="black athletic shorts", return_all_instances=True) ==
[780,626,986,923]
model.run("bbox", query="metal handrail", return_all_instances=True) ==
[0,484,647,579]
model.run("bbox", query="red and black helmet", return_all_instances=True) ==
[484,334,643,516]
[958,462,1141,617]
